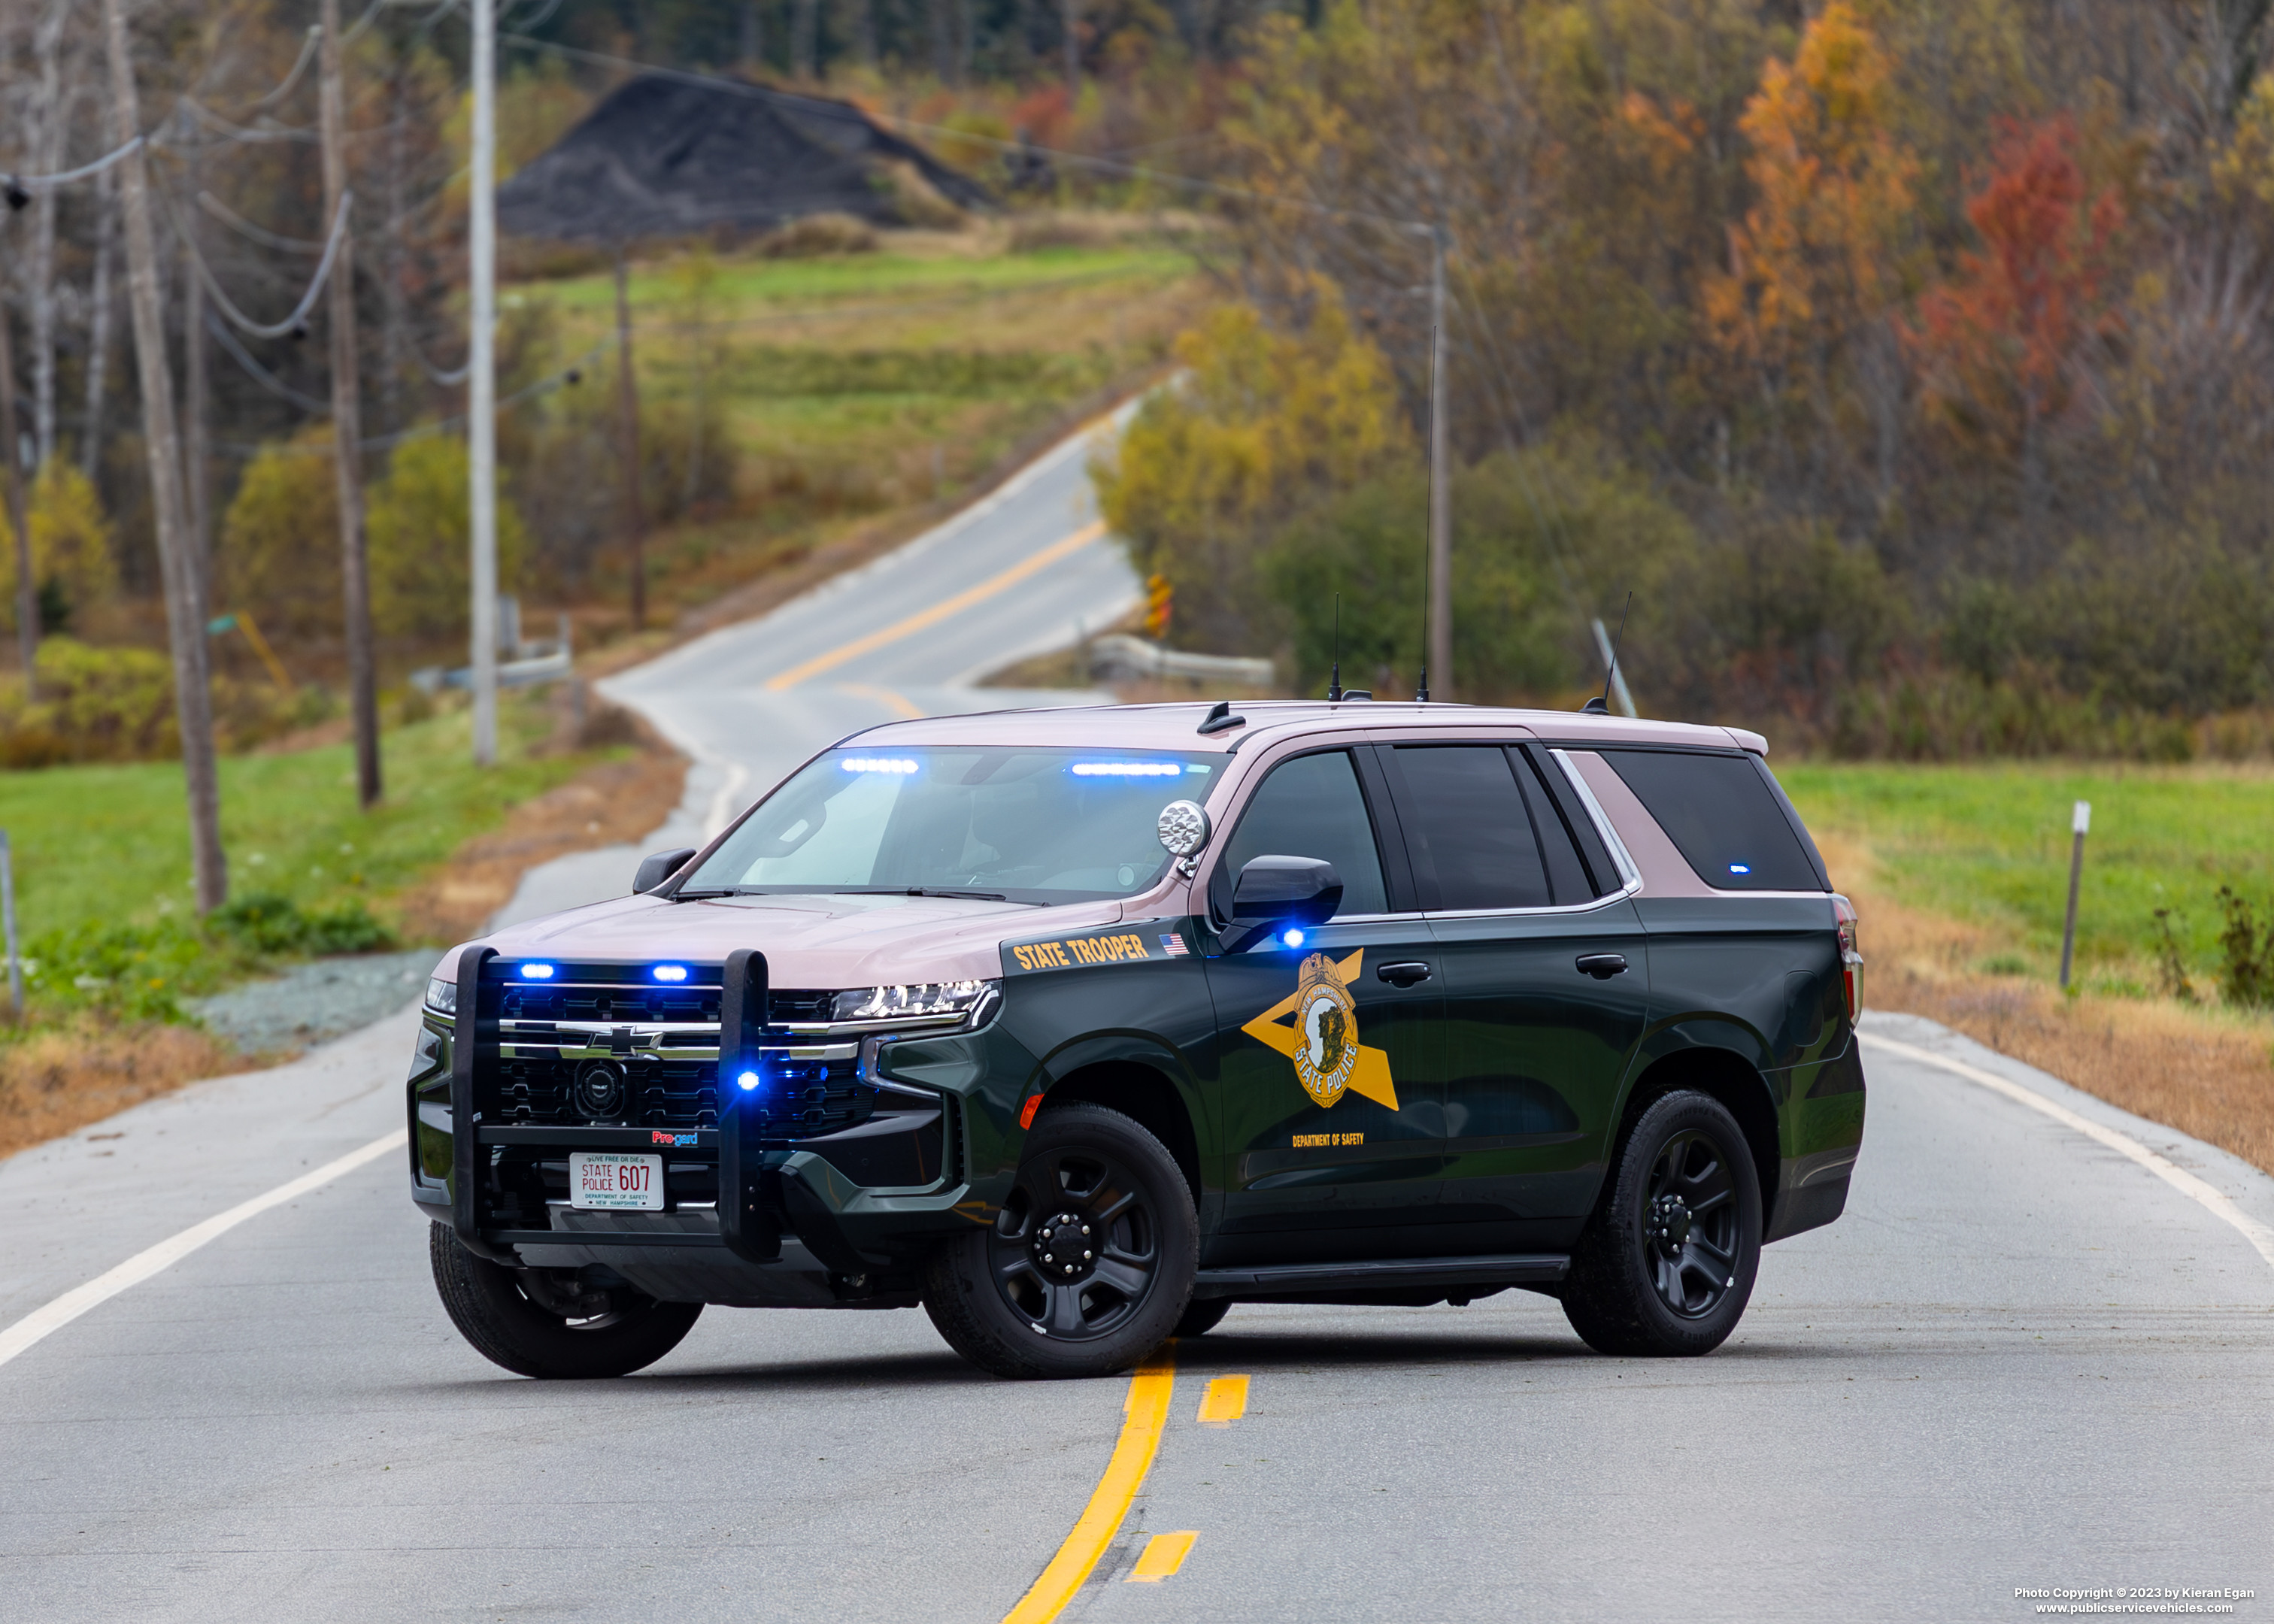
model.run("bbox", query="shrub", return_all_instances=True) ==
[2217,887,2274,1010]
[0,636,175,765]
[218,429,341,640]
[366,434,528,640]
[208,892,394,958]
[756,212,879,258]
[0,462,120,638]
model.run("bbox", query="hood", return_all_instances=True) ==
[436,890,1136,989]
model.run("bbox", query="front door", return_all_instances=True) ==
[1202,747,1445,1265]
[1376,741,1652,1252]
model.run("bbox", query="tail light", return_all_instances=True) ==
[1833,894,1862,1020]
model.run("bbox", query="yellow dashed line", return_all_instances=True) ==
[764,521,1105,692]
[1127,1532,1199,1583]
[1000,1344,1176,1624]
[1197,1374,1249,1426]
[837,682,926,720]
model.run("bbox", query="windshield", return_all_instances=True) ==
[680,747,1226,904]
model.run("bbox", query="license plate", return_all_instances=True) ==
[569,1153,664,1210]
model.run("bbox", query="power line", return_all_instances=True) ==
[2,135,146,196]
[168,185,352,338]
[206,311,333,412]
[197,188,326,253]
[214,338,606,458]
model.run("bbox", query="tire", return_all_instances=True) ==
[1561,1090,1763,1358]
[1172,1297,1232,1339]
[923,1102,1198,1379]
[429,1222,704,1379]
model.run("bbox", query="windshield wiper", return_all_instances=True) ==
[834,887,1012,902]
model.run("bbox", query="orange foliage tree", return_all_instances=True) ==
[1906,115,2127,504]
[1704,4,1921,395]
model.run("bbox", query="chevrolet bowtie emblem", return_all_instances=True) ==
[1240,949,1399,1111]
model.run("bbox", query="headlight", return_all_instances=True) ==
[426,977,458,1017]
[832,980,996,1023]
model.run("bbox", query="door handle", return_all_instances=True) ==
[1575,953,1629,979]
[1375,961,1433,986]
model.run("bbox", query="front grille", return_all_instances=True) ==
[478,962,869,1138]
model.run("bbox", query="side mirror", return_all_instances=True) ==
[633,847,699,895]
[1223,854,1342,953]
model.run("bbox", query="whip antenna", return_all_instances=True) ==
[1329,593,1344,702]
[1584,592,1633,716]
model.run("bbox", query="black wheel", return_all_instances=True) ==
[429,1222,704,1379]
[923,1103,1196,1379]
[1561,1090,1762,1357]
[1172,1297,1232,1339]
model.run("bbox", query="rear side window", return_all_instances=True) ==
[1213,750,1390,919]
[1389,746,1551,911]
[1598,749,1826,892]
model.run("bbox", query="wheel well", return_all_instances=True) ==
[1621,1049,1780,1226]
[1039,1062,1201,1211]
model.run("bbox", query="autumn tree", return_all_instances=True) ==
[1704,2,1922,506]
[1906,114,2126,529]
[1093,289,1406,653]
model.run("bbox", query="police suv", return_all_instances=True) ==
[409,701,1866,1380]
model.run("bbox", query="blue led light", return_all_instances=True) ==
[520,962,556,980]
[1281,929,1305,948]
[841,756,919,774]
[652,964,689,983]
[736,1071,761,1092]
[1728,862,1751,876]
[1069,761,1181,777]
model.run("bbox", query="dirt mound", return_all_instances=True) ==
[497,74,992,244]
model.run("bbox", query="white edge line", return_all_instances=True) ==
[1859,1031,2274,1274]
[0,1129,409,1371]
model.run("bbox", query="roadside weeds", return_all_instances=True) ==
[1821,832,2274,1178]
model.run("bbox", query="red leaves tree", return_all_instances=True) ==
[1908,116,2126,516]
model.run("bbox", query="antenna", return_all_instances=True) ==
[1416,326,1436,704]
[1583,592,1632,717]
[1328,593,1344,702]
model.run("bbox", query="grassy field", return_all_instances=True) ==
[1781,762,2274,998]
[0,692,587,950]
[526,226,1205,628]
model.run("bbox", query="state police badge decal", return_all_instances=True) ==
[1292,951,1360,1107]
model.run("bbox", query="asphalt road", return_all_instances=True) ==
[5,412,2272,1622]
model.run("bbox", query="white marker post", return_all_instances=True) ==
[0,829,20,1020]
[2059,799,2090,991]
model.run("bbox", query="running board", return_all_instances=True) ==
[1192,1253,1569,1301]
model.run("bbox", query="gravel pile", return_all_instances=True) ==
[188,950,438,1056]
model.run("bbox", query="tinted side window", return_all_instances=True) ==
[1391,746,1551,911]
[1518,742,1618,897]
[1599,749,1824,891]
[1213,750,1390,919]
[1511,752,1593,905]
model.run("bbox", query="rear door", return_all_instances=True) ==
[1202,747,1447,1265]
[1377,741,1652,1251]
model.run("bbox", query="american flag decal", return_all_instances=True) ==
[1160,933,1189,957]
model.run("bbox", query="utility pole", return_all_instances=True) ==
[0,269,32,690]
[613,244,645,632]
[181,177,212,605]
[469,0,499,766]
[1426,226,1452,701]
[104,0,227,912]
[319,0,381,807]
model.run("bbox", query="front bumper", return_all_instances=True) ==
[408,1001,1045,1304]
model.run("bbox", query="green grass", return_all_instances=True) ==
[1781,762,2274,990]
[0,694,592,947]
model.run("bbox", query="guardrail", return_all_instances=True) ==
[1088,635,1272,687]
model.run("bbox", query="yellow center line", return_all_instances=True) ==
[1001,1344,1177,1624]
[763,520,1108,692]
[1127,1532,1199,1583]
[1196,1374,1249,1425]
[836,682,926,720]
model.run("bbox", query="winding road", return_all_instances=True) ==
[2,406,2270,1623]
